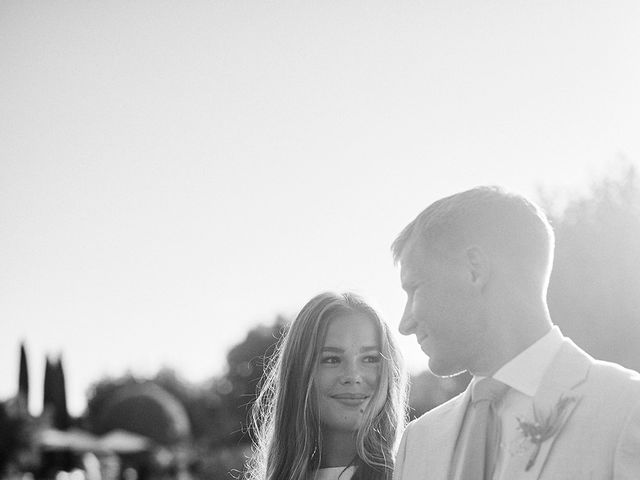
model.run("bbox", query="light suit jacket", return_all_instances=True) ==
[393,339,640,480]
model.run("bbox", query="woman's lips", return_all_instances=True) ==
[331,393,370,406]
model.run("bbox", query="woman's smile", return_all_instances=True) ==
[331,392,371,407]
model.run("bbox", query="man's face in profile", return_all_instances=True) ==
[399,238,483,376]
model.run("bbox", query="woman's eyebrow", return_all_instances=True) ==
[320,346,344,352]
[360,346,381,353]
[321,346,380,352]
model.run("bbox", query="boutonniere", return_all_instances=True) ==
[516,395,580,471]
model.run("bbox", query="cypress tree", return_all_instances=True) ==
[53,357,70,430]
[43,356,54,412]
[18,342,29,409]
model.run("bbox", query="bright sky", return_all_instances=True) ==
[2,0,639,416]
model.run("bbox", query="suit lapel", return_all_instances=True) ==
[425,387,471,479]
[502,339,591,479]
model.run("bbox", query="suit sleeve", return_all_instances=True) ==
[393,421,411,480]
[614,395,640,479]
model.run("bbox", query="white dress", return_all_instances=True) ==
[315,466,356,480]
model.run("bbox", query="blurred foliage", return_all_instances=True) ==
[81,317,287,478]
[93,382,191,445]
[190,444,250,480]
[215,316,288,445]
[84,373,215,448]
[544,161,640,371]
[18,343,29,408]
[0,399,39,475]
[43,356,70,431]
[84,374,136,431]
[152,368,223,443]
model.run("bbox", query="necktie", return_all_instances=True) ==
[454,377,510,480]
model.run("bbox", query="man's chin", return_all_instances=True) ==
[428,358,467,378]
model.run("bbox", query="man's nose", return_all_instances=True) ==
[398,303,416,336]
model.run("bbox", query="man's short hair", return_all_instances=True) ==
[392,186,555,279]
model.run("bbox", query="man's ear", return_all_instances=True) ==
[465,245,490,288]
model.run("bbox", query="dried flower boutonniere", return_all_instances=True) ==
[516,395,580,471]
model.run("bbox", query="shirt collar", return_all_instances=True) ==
[491,326,564,397]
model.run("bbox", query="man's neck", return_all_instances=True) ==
[470,303,553,377]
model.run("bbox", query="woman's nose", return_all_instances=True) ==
[339,360,362,384]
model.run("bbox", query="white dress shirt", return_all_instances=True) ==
[469,326,564,480]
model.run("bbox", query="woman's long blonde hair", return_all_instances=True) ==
[245,292,408,480]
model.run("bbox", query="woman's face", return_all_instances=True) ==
[315,312,383,435]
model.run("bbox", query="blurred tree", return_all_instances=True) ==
[544,160,640,371]
[0,400,39,476]
[215,316,288,445]
[84,371,224,447]
[183,316,288,479]
[18,342,29,411]
[84,373,137,431]
[54,357,70,429]
[43,357,53,413]
[43,356,70,431]
[41,356,72,475]
[94,382,191,445]
[153,368,218,440]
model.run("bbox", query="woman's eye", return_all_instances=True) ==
[320,356,340,364]
[363,353,381,364]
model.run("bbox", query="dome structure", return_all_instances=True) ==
[97,382,191,445]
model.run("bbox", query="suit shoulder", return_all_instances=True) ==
[582,357,640,412]
[590,358,640,390]
[562,339,640,395]
[409,390,466,428]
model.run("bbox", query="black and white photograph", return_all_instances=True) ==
[2,1,640,479]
